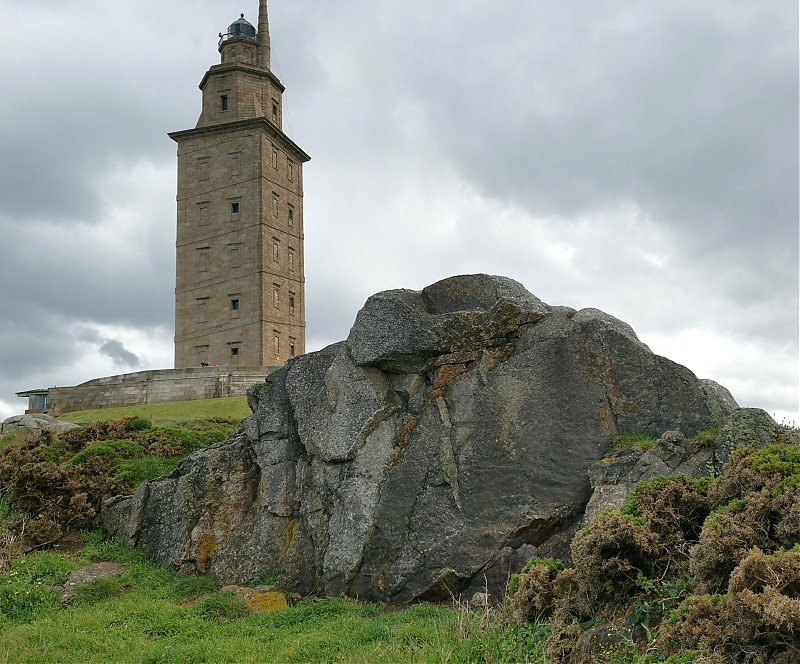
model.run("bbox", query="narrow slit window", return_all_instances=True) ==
[198,158,210,181]
[221,95,228,111]
[196,298,209,323]
[231,298,239,311]
[228,243,241,267]
[197,201,210,226]
[197,247,210,272]
[231,202,240,214]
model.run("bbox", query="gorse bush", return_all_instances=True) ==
[0,416,237,560]
[509,437,800,662]
[509,558,563,623]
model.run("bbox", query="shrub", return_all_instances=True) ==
[567,511,660,618]
[658,549,800,662]
[690,489,774,592]
[0,417,236,559]
[510,558,564,624]
[622,475,711,575]
[691,444,800,592]
[507,434,800,662]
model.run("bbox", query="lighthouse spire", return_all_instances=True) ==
[258,0,271,69]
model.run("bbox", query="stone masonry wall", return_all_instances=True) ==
[40,367,275,416]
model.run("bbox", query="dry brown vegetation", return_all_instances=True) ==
[0,416,236,567]
[511,438,800,662]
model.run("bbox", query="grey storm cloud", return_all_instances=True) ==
[0,0,796,421]
[99,340,141,369]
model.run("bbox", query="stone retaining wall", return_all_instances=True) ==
[25,367,276,416]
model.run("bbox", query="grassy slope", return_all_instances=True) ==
[0,537,546,664]
[59,397,251,425]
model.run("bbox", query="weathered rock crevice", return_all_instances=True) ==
[103,274,742,602]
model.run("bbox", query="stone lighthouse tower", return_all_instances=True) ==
[170,1,309,369]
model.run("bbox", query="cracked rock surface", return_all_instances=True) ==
[102,274,737,602]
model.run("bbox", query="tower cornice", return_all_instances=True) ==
[199,62,285,94]
[168,117,311,163]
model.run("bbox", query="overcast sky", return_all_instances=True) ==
[0,0,797,424]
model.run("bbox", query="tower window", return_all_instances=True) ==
[289,337,296,357]
[289,292,295,315]
[273,331,280,358]
[273,284,280,308]
[288,206,294,226]
[288,249,295,272]
[221,95,228,111]
[272,240,279,262]
[231,347,239,357]
[272,147,278,169]
[228,243,241,267]
[198,158,210,181]
[272,195,279,217]
[197,247,210,272]
[231,202,240,214]
[288,161,294,182]
[272,100,278,122]
[231,298,239,311]
[196,297,209,323]
[197,201,210,226]
[230,152,241,176]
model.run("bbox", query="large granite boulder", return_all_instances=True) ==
[103,274,737,602]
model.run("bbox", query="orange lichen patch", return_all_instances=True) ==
[195,533,218,573]
[248,591,288,613]
[433,364,469,394]
[221,585,288,613]
[398,417,418,449]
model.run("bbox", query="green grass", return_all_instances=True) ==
[0,534,548,664]
[688,427,721,448]
[59,397,251,426]
[611,432,657,452]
